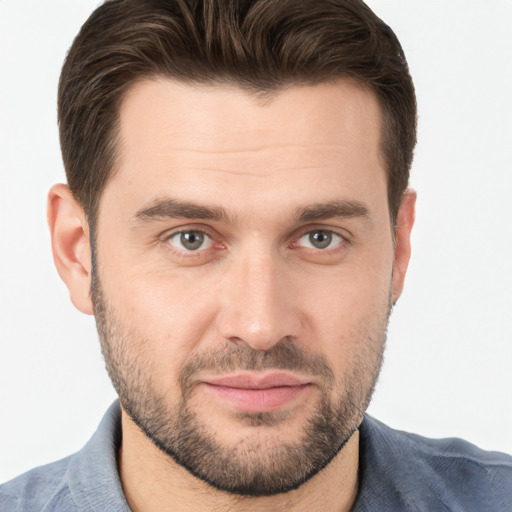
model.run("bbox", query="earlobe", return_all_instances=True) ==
[47,184,94,315]
[391,189,416,304]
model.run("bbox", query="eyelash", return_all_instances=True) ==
[162,229,220,258]
[161,226,350,259]
[293,229,346,252]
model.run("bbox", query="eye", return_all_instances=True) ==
[296,229,344,250]
[167,230,213,252]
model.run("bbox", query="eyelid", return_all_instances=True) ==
[291,224,351,243]
[159,225,223,257]
[159,223,217,241]
[288,226,351,258]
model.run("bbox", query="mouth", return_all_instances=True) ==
[202,372,313,413]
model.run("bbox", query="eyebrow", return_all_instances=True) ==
[133,198,230,224]
[295,200,371,223]
[132,197,371,225]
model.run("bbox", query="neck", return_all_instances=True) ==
[118,410,360,512]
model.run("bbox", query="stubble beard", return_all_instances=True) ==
[91,273,389,497]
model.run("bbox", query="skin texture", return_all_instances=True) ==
[48,79,415,512]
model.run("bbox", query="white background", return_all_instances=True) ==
[1,1,511,484]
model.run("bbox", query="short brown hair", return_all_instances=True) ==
[58,0,416,227]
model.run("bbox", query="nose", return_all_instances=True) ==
[216,250,302,351]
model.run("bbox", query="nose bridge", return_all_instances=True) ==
[218,245,299,350]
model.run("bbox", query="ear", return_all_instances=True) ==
[391,189,416,304]
[47,184,94,315]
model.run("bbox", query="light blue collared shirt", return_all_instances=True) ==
[1,401,511,511]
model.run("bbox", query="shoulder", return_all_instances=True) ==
[0,402,128,512]
[0,456,76,511]
[356,416,512,511]
[366,414,512,463]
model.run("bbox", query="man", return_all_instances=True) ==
[1,0,510,510]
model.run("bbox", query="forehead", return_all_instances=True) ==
[102,78,387,223]
[117,77,383,162]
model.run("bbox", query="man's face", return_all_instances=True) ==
[92,79,404,495]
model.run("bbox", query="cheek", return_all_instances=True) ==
[101,268,222,391]
[298,263,392,373]
[302,254,392,324]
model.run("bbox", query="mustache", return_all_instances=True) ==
[178,338,335,393]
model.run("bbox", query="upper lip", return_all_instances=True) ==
[203,372,311,390]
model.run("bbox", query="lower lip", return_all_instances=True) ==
[203,383,311,413]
